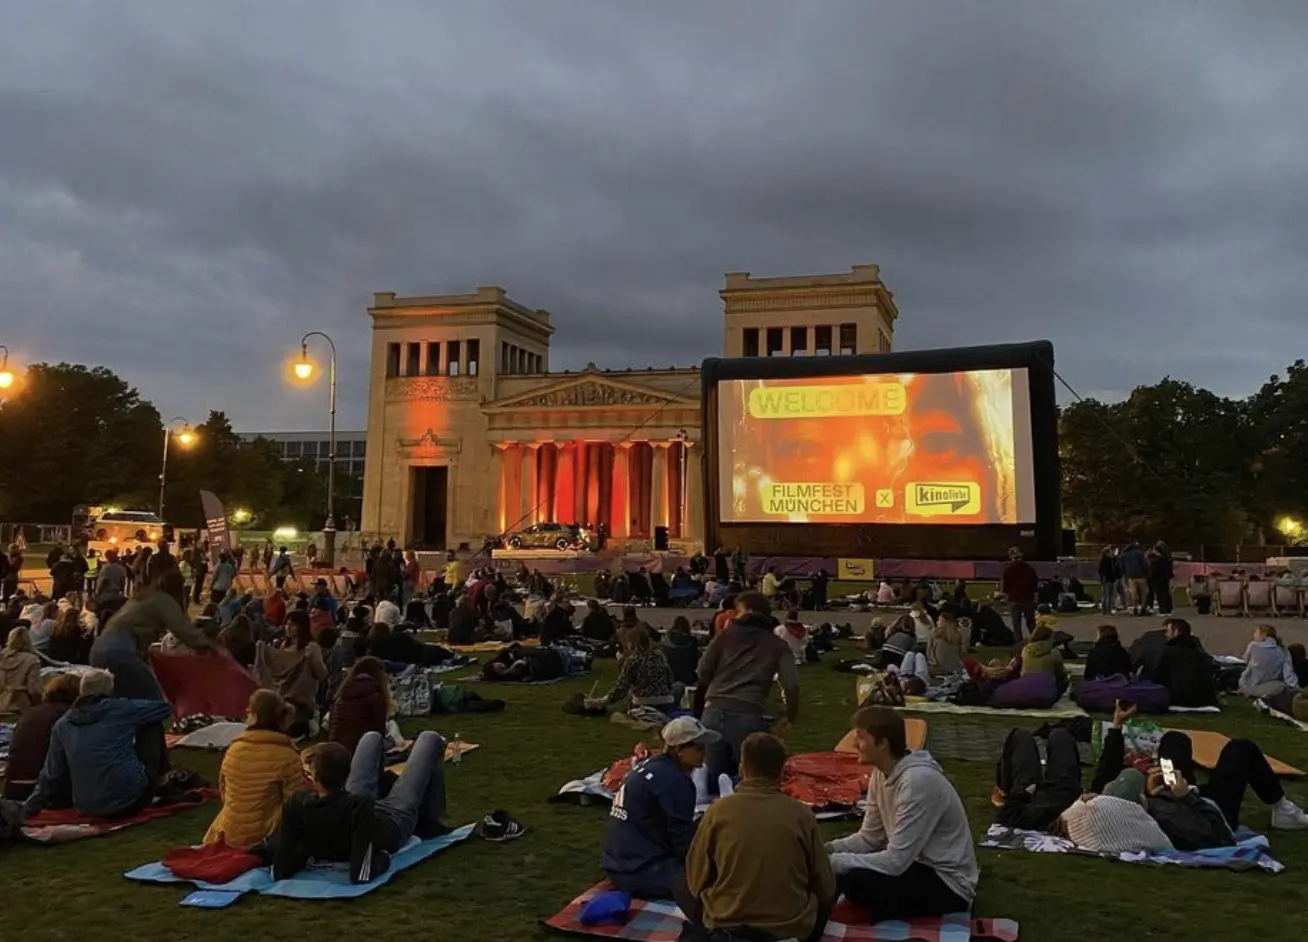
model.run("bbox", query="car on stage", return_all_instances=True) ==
[505,522,596,552]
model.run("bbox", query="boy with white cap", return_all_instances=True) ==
[602,716,718,909]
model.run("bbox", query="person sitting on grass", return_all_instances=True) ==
[205,690,309,849]
[601,717,716,907]
[1238,624,1300,699]
[927,613,966,676]
[589,626,678,714]
[22,668,177,820]
[0,626,43,713]
[1150,617,1219,709]
[1019,624,1068,695]
[255,610,326,737]
[1083,623,1132,681]
[580,598,617,644]
[827,707,978,922]
[662,616,700,688]
[683,732,836,942]
[329,656,393,758]
[1,673,81,801]
[264,730,452,883]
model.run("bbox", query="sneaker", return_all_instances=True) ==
[479,810,526,842]
[1271,800,1308,830]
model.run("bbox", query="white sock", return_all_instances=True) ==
[692,765,710,805]
[718,773,735,797]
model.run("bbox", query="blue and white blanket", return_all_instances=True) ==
[982,824,1284,874]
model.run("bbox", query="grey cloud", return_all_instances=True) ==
[1,0,1306,428]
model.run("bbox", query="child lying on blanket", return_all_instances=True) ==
[204,690,308,850]
[1046,701,1308,853]
[253,730,452,884]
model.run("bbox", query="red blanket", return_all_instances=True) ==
[152,652,259,720]
[21,791,216,845]
[781,751,870,812]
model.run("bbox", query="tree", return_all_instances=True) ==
[0,364,162,521]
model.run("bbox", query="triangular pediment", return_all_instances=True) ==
[485,370,697,412]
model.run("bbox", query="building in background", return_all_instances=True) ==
[362,264,898,551]
[237,430,368,477]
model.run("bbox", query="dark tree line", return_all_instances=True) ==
[1060,360,1308,549]
[0,363,359,530]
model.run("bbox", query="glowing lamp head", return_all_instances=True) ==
[232,508,252,524]
[176,429,195,447]
[294,360,314,381]
[1280,516,1301,535]
[0,369,13,390]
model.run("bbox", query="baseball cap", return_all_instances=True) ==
[1103,768,1146,803]
[661,716,721,748]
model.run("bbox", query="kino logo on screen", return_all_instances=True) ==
[905,482,980,516]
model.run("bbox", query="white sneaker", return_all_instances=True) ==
[1271,800,1308,830]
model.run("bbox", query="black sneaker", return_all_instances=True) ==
[479,810,525,842]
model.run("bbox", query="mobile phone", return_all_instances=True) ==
[1161,757,1177,786]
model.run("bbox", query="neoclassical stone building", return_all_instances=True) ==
[360,264,898,550]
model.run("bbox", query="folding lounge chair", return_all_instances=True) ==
[1214,580,1244,617]
[1245,581,1277,618]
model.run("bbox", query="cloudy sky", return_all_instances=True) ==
[3,1,1306,430]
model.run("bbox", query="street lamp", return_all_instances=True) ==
[0,345,15,390]
[159,417,196,521]
[292,331,338,565]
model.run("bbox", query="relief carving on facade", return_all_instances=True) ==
[395,428,462,460]
[513,380,672,409]
[385,375,481,402]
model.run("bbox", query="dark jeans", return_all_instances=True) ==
[347,730,449,846]
[1159,733,1282,829]
[1151,579,1173,615]
[678,902,832,942]
[120,723,169,817]
[838,861,969,922]
[702,707,770,795]
[1009,602,1036,643]
[609,860,695,914]
[995,728,1081,830]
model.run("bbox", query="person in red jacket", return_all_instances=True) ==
[999,548,1039,644]
[328,656,392,758]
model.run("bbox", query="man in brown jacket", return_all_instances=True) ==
[684,733,836,942]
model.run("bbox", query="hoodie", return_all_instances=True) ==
[1084,637,1133,682]
[1239,638,1300,692]
[328,672,389,756]
[1020,638,1067,690]
[0,648,42,712]
[696,612,798,717]
[827,750,978,904]
[1150,635,1218,708]
[24,695,173,818]
[661,631,700,687]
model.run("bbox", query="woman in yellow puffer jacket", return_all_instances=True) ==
[204,690,309,849]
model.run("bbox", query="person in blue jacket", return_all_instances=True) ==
[602,716,718,907]
[22,668,174,820]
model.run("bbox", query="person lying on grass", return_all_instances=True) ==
[1058,700,1308,853]
[683,732,836,942]
[22,668,178,820]
[258,730,452,883]
[601,716,717,908]
[204,689,308,850]
[827,706,978,922]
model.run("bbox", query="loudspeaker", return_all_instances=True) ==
[654,526,669,551]
[1060,528,1077,557]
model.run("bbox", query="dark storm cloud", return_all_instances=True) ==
[3,0,1307,428]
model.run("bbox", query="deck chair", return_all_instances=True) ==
[1214,580,1245,616]
[1273,583,1303,618]
[1246,580,1277,617]
[251,572,269,594]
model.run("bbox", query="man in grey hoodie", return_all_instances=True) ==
[827,707,978,921]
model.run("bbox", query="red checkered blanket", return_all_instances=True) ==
[544,883,1020,942]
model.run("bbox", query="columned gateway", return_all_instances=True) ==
[360,265,897,550]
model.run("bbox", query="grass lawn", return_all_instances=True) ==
[5,656,1308,941]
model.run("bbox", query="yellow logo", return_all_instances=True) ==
[747,383,906,420]
[762,483,865,516]
[905,482,980,516]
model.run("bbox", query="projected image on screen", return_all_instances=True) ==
[717,369,1036,525]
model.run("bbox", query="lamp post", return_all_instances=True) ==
[293,331,338,566]
[0,345,15,391]
[159,417,196,521]
[676,428,689,539]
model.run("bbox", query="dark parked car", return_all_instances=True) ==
[506,522,594,551]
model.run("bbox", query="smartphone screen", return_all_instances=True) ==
[1160,757,1177,786]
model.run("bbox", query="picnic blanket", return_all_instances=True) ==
[0,721,11,775]
[22,791,217,845]
[126,824,475,902]
[166,722,246,751]
[982,824,1285,874]
[447,640,538,654]
[892,698,1086,719]
[386,740,480,774]
[460,673,579,685]
[1256,699,1308,732]
[544,883,1020,941]
[152,652,260,721]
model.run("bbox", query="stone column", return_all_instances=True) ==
[585,441,602,525]
[521,444,539,526]
[650,441,670,534]
[686,441,704,546]
[573,441,589,525]
[610,442,631,539]
[491,444,507,535]
[556,442,577,523]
